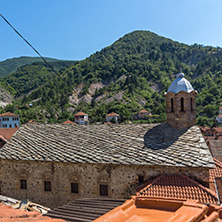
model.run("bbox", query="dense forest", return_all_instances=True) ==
[1,30,222,126]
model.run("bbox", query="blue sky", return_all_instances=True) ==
[1,0,222,62]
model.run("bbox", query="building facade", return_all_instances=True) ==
[0,112,20,128]
[74,112,88,124]
[106,112,119,123]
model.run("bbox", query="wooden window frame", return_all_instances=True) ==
[44,181,51,192]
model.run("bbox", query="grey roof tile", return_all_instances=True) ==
[0,123,215,168]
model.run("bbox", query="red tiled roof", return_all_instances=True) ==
[0,112,19,117]
[220,107,222,110]
[217,114,222,118]
[74,112,87,116]
[137,174,219,204]
[210,158,222,182]
[214,127,222,133]
[28,120,38,123]
[0,127,18,140]
[106,112,119,117]
[62,120,74,124]
[209,158,222,192]
[94,196,222,222]
[139,109,150,114]
[0,203,65,222]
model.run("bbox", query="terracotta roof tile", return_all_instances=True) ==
[0,123,214,168]
[62,120,74,124]
[74,112,87,116]
[0,112,19,117]
[0,127,18,140]
[139,109,151,114]
[0,203,64,221]
[94,196,222,222]
[106,112,119,117]
[137,174,219,204]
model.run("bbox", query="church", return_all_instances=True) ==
[0,73,214,208]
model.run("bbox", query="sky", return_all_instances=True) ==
[1,0,222,62]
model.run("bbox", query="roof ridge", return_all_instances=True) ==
[136,174,164,195]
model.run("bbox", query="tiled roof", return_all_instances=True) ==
[137,174,219,204]
[62,120,74,124]
[139,109,150,113]
[74,111,87,116]
[106,112,119,117]
[94,196,222,222]
[0,203,64,222]
[0,123,214,168]
[210,158,222,182]
[46,199,125,222]
[214,127,222,133]
[209,159,222,193]
[217,114,222,118]
[0,127,18,140]
[0,112,19,117]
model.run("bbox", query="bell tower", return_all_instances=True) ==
[165,73,197,129]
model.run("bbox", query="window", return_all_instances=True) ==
[190,98,193,111]
[100,184,108,196]
[171,98,174,112]
[20,179,27,189]
[71,183,78,193]
[180,97,184,111]
[9,124,11,128]
[44,181,51,191]
[138,175,144,184]
[3,124,7,128]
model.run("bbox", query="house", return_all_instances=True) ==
[106,112,119,123]
[74,112,88,124]
[137,109,152,119]
[0,73,215,209]
[0,112,20,128]
[216,114,222,124]
[0,127,18,148]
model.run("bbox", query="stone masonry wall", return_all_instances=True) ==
[0,159,210,208]
[165,91,197,129]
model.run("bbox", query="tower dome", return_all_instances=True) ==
[167,73,194,93]
[165,73,197,129]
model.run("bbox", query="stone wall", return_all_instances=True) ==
[165,91,197,129]
[0,159,210,208]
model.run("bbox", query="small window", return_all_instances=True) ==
[9,124,11,128]
[44,181,51,192]
[20,179,27,189]
[190,98,193,111]
[171,98,174,112]
[180,97,184,111]
[71,183,79,193]
[100,184,108,196]
[138,175,144,184]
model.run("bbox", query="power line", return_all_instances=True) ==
[0,13,58,75]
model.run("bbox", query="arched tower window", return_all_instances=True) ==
[190,97,193,111]
[171,98,174,112]
[180,97,184,112]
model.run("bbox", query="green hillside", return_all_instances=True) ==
[1,31,222,126]
[0,56,60,78]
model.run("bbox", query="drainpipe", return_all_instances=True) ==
[214,179,221,205]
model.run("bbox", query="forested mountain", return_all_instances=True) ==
[0,56,60,78]
[1,30,222,126]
